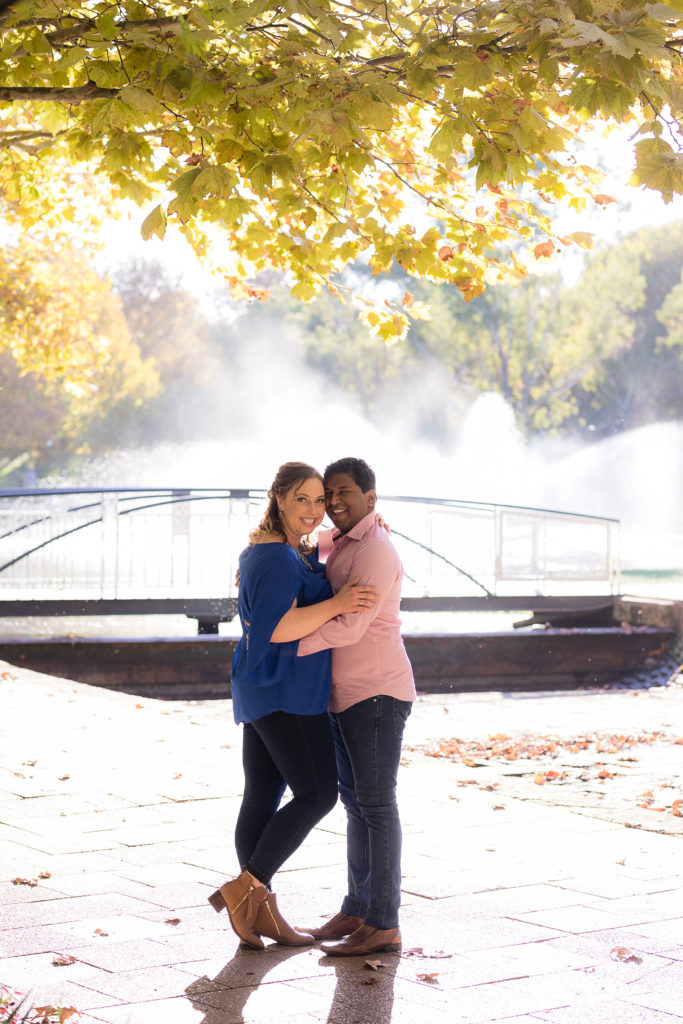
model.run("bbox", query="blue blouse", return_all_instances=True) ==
[231,542,333,724]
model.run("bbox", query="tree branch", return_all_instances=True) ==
[0,83,119,103]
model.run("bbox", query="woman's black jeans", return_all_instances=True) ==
[235,710,338,886]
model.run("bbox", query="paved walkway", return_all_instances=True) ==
[1,659,683,1024]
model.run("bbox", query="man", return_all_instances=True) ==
[298,457,416,956]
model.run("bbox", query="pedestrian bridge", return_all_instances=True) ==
[0,486,620,632]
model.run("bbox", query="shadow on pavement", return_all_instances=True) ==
[182,942,399,1022]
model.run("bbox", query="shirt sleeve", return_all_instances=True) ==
[316,530,336,562]
[241,547,300,685]
[297,538,399,656]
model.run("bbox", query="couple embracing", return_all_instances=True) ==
[209,457,416,957]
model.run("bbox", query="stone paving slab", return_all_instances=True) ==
[1,659,683,1023]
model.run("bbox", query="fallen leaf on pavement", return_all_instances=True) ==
[165,917,181,925]
[611,946,642,964]
[364,959,385,971]
[417,972,440,983]
[12,877,38,887]
[429,730,667,764]
[34,1006,78,1023]
[362,976,381,985]
[52,954,76,967]
[94,928,108,937]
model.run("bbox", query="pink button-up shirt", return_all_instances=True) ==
[298,511,415,713]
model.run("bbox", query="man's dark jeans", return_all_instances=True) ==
[329,694,412,930]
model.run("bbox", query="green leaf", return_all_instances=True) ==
[450,53,495,88]
[191,164,234,198]
[119,86,166,118]
[617,23,668,58]
[24,29,53,54]
[406,65,437,96]
[629,137,683,200]
[358,100,394,131]
[161,130,194,156]
[96,10,118,40]
[185,77,225,108]
[88,99,135,133]
[290,280,319,302]
[141,203,167,240]
[171,165,202,199]
[429,118,465,163]
[569,77,635,119]
[323,222,349,243]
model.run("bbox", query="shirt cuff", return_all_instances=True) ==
[297,634,327,657]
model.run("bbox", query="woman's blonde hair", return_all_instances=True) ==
[249,461,323,550]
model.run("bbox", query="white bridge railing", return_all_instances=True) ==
[0,488,620,603]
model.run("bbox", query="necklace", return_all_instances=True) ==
[294,547,314,571]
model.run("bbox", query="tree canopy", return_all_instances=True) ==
[1,0,683,338]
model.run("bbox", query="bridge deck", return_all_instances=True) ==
[0,594,615,617]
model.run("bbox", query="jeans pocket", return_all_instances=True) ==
[392,698,411,735]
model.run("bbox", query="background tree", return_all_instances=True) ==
[109,258,225,443]
[0,237,158,477]
[574,221,683,434]
[405,247,645,434]
[281,276,413,418]
[1,1,683,341]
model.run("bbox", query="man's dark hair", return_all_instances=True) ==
[323,457,376,492]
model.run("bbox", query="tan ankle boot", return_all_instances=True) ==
[208,869,267,949]
[255,892,315,946]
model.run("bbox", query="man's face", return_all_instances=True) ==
[325,472,376,534]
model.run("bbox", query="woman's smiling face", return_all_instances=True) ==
[279,476,326,544]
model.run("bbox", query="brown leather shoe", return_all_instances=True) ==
[321,924,401,956]
[305,911,365,940]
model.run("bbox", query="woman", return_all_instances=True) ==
[208,462,376,949]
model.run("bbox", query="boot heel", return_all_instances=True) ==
[208,889,225,913]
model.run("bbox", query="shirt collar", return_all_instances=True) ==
[332,510,376,544]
